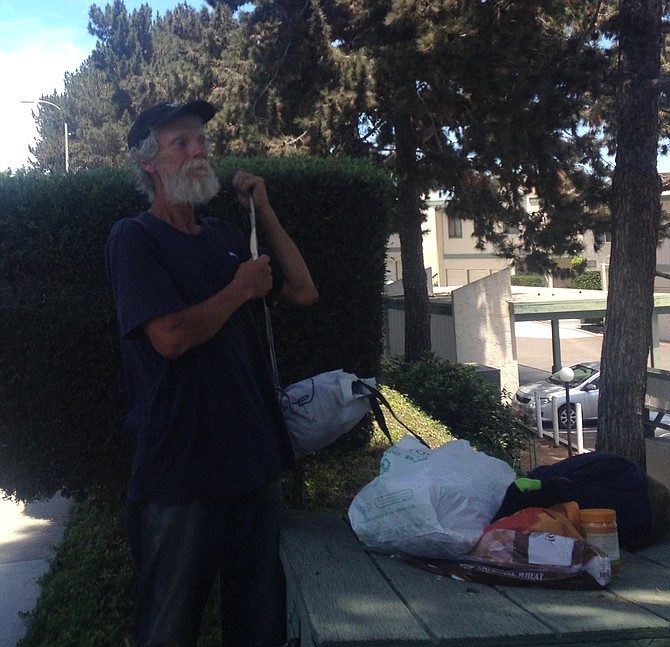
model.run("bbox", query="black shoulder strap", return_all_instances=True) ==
[355,381,430,448]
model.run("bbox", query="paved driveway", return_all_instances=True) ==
[515,319,670,378]
[515,321,603,450]
[515,320,604,382]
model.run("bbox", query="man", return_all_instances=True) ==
[105,100,318,647]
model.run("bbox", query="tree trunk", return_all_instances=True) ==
[395,112,431,361]
[597,0,662,467]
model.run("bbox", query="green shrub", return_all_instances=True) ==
[511,273,545,287]
[571,270,602,290]
[571,257,587,273]
[381,355,526,467]
[0,158,391,502]
[17,502,135,647]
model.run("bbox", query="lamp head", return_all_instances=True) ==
[558,367,575,383]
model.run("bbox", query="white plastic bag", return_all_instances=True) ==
[348,436,516,559]
[280,369,376,458]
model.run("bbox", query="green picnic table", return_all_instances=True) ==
[280,509,670,646]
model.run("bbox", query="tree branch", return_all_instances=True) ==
[282,130,309,147]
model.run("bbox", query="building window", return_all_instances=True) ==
[447,214,463,238]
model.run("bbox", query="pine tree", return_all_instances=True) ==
[31,1,155,170]
[27,97,72,173]
[597,0,664,466]
[31,1,239,170]
[88,0,155,120]
[322,0,618,359]
[436,1,615,264]
[207,0,352,156]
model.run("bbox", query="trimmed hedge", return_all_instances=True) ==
[571,270,602,290]
[0,158,391,501]
[511,273,545,287]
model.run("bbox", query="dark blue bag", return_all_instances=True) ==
[494,452,657,550]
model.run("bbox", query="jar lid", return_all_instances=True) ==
[579,508,617,523]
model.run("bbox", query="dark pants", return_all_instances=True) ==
[127,479,286,647]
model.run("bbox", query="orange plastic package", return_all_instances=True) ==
[402,503,611,589]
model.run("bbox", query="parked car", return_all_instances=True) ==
[514,362,600,428]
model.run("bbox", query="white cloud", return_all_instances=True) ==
[0,41,88,171]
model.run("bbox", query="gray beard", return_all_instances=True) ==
[162,161,220,206]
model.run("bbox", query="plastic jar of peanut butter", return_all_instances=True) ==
[579,508,620,572]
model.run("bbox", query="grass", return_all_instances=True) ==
[16,502,135,647]
[294,386,454,514]
[16,386,454,647]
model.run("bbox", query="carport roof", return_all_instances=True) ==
[510,286,670,321]
[508,286,670,370]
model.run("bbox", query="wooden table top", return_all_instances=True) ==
[280,509,670,646]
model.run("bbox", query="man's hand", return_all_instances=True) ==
[233,170,272,215]
[232,170,318,308]
[234,255,273,301]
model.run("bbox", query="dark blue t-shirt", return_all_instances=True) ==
[105,212,293,504]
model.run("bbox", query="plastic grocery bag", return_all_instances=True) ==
[280,370,377,458]
[348,436,516,559]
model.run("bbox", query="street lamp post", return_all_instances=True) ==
[21,100,69,172]
[558,366,575,457]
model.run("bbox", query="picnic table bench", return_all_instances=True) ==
[280,508,670,646]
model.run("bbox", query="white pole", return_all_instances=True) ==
[64,121,69,173]
[534,391,543,438]
[552,396,560,447]
[575,403,584,454]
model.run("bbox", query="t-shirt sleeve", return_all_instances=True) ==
[105,219,186,339]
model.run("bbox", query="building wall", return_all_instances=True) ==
[655,194,670,340]
[431,191,514,288]
[385,190,514,289]
[386,234,402,284]
[386,190,670,345]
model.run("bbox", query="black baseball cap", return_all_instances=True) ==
[127,100,217,150]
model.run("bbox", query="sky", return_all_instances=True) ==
[0,0,209,171]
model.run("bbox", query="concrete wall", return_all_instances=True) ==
[384,298,457,362]
[645,368,670,488]
[646,368,670,411]
[658,313,670,343]
[383,269,518,397]
[452,269,519,397]
[646,438,670,491]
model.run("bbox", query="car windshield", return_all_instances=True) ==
[547,364,598,388]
